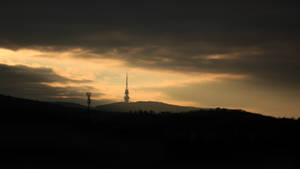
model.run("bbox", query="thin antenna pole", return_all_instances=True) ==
[126,72,128,89]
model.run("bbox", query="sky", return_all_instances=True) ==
[0,1,300,117]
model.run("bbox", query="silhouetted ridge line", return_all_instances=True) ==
[95,101,199,113]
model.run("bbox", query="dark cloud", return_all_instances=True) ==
[0,64,102,105]
[0,64,90,84]
[1,1,300,88]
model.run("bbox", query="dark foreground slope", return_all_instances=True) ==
[1,95,300,169]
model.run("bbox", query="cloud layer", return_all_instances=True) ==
[1,1,299,88]
[0,64,105,105]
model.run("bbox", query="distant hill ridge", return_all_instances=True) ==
[95,101,199,113]
[0,94,273,120]
[53,101,87,109]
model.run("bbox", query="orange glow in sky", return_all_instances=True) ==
[0,48,299,117]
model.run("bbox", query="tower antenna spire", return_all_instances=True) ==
[124,73,130,103]
[126,72,128,90]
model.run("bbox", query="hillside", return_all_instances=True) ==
[1,94,300,169]
[53,101,87,109]
[95,101,198,113]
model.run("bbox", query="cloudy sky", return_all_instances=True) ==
[1,1,300,117]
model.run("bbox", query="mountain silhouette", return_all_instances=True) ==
[1,94,300,169]
[95,101,198,113]
[53,101,87,109]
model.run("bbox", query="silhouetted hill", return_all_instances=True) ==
[95,101,198,113]
[1,94,300,169]
[53,101,87,109]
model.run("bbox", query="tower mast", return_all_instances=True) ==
[126,73,128,90]
[124,73,129,103]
